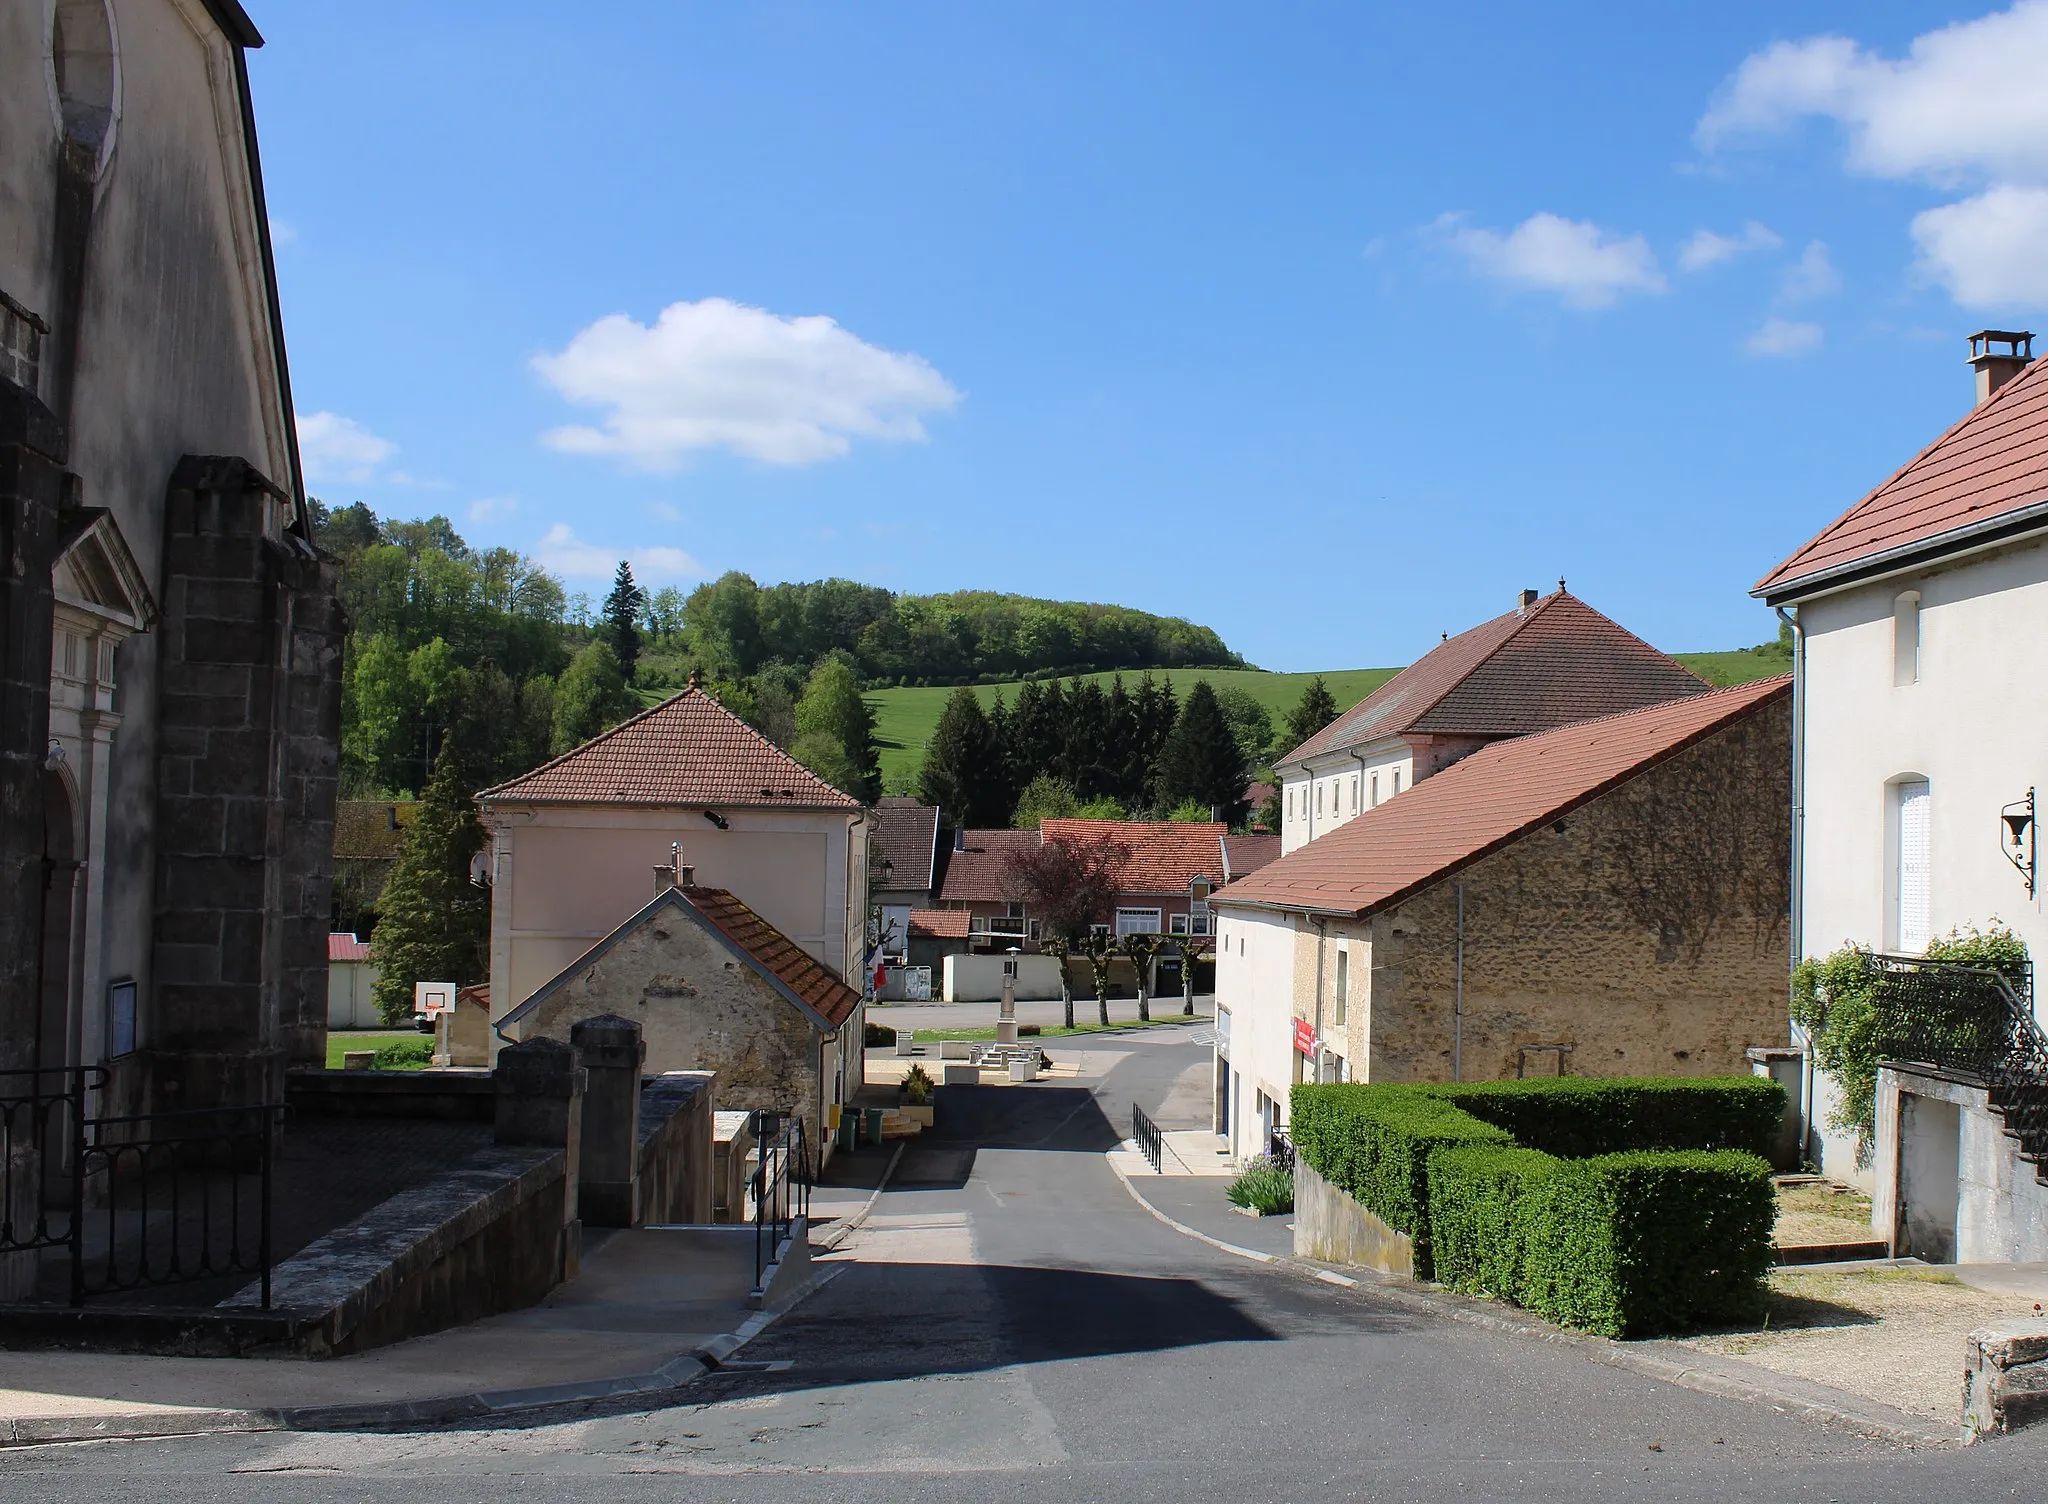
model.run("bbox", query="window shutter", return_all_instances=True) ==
[1897,780,1932,952]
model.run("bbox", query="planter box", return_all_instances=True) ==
[894,1103,935,1125]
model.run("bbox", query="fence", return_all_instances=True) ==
[0,1066,283,1307]
[752,1111,812,1289]
[1870,953,2048,1163]
[1132,1102,1162,1172]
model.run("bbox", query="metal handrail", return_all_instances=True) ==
[1870,953,2048,1164]
[1132,1103,1162,1172]
[751,1111,812,1289]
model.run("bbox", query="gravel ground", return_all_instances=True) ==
[1680,1267,2022,1420]
[1773,1182,1877,1247]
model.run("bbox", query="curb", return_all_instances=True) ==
[1105,1154,1959,1450]
[814,1141,905,1253]
[0,1266,847,1448]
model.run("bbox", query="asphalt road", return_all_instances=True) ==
[6,1023,2048,1502]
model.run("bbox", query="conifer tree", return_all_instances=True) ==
[918,687,1003,826]
[1283,675,1339,756]
[602,561,645,676]
[1153,680,1248,824]
[370,738,489,1024]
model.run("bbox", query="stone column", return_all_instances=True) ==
[570,1014,645,1227]
[495,1036,585,1272]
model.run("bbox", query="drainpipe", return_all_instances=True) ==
[1776,603,1811,1166]
[1312,916,1328,1082]
[1454,883,1465,1083]
[1350,749,1370,824]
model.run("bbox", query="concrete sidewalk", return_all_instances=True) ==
[0,1222,824,1445]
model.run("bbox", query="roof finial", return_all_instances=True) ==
[688,664,703,692]
[1557,576,1567,594]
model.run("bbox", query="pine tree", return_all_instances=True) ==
[370,739,489,1024]
[1283,675,1339,756]
[1062,677,1113,799]
[1153,680,1248,823]
[602,561,645,676]
[918,686,1002,826]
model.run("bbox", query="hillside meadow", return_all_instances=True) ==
[864,652,1787,789]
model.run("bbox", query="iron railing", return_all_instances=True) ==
[0,1067,282,1307]
[1266,1124,1295,1173]
[1132,1102,1162,1172]
[1868,953,2048,1166]
[752,1111,812,1289]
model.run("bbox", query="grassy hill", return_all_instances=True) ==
[865,652,1788,790]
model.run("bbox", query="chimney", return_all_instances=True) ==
[953,827,967,852]
[1969,330,2033,406]
[652,862,697,895]
[676,863,695,888]
[1517,588,1538,611]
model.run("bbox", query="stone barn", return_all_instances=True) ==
[497,875,863,1166]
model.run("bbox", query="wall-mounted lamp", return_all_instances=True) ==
[2002,787,2035,897]
[702,809,729,830]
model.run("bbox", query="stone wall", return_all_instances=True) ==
[1872,1063,2048,1263]
[1292,1155,1414,1276]
[638,1071,716,1225]
[1333,696,1792,1083]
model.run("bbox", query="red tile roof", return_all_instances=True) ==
[328,933,372,963]
[1221,677,1789,917]
[873,798,941,891]
[1040,819,1227,894]
[934,828,1039,904]
[478,688,861,810]
[908,908,970,939]
[1276,592,1705,767]
[1222,835,1281,882]
[681,886,862,1028]
[1757,354,2048,601]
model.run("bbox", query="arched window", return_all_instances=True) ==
[1893,590,1921,686]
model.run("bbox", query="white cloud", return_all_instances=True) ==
[533,523,703,583]
[467,496,519,523]
[1781,241,1842,302]
[650,501,684,523]
[1746,318,1825,357]
[269,217,298,246]
[1436,212,1665,308]
[1678,221,1781,271]
[1696,3,2048,182]
[1912,185,2048,306]
[296,411,396,486]
[533,297,961,471]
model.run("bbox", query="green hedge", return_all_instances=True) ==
[1427,1145,1560,1304]
[1439,1077,1785,1161]
[1521,1151,1775,1337]
[1290,1087,1510,1259]
[1293,1076,1784,1333]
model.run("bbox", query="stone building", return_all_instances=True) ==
[477,684,870,1047]
[1213,679,1792,1161]
[496,876,863,1166]
[1,0,340,1253]
[1273,587,1708,855]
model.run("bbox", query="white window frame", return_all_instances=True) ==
[1334,947,1348,1025]
[1893,590,1921,687]
[1894,777,1932,952]
[1115,907,1162,937]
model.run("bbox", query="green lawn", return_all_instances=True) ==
[1672,650,1794,688]
[867,666,1400,789]
[325,1030,433,1070]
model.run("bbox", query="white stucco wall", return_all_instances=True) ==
[482,802,867,1039]
[940,953,1064,1003]
[1279,740,1415,855]
[1214,906,1302,1162]
[1796,534,2048,1184]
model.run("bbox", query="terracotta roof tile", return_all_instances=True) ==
[328,933,372,963]
[935,829,1040,904]
[478,688,862,810]
[681,886,862,1028]
[1040,819,1226,893]
[1221,677,1789,917]
[1222,834,1281,882]
[873,798,940,891]
[908,908,970,939]
[1758,354,2048,599]
[1276,593,1705,766]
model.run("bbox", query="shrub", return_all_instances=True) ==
[372,1036,433,1071]
[1226,1157,1294,1215]
[1291,1085,1511,1265]
[900,1063,934,1104]
[864,1020,898,1048]
[1441,1077,1785,1161]
[1520,1150,1775,1338]
[1427,1145,1560,1305]
[1019,1024,1042,1037]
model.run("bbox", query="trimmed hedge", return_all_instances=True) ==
[1427,1145,1560,1305]
[1290,1087,1510,1261]
[1521,1151,1775,1338]
[1439,1077,1784,1161]
[1293,1076,1785,1332]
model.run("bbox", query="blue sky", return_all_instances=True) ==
[255,2,2048,671]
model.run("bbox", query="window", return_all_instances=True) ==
[1287,788,1294,820]
[1370,774,1378,807]
[1894,591,1921,686]
[1170,901,1211,936]
[1392,769,1402,796]
[1315,784,1322,815]
[1350,777,1357,814]
[1896,779,1932,951]
[1115,907,1162,936]
[1334,948,1348,1025]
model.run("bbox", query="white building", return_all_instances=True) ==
[1757,330,2048,1206]
[1272,589,1706,854]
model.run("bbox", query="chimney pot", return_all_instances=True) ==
[953,827,967,851]
[1517,588,1538,610]
[1969,329,2034,406]
[677,863,695,888]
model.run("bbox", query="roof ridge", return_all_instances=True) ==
[477,687,700,799]
[1757,352,2048,595]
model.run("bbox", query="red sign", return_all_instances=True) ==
[1292,1017,1316,1056]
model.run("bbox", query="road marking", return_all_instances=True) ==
[1106,1155,1278,1263]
